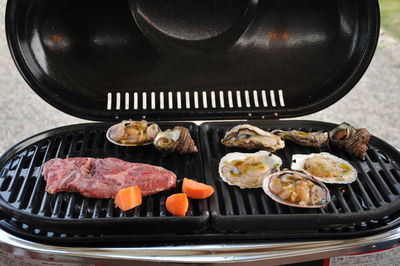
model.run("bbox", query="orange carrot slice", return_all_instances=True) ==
[182,178,214,199]
[114,185,142,211]
[166,193,188,216]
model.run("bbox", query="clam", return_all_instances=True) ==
[153,126,198,154]
[272,129,329,147]
[329,122,371,160]
[218,151,282,189]
[263,169,331,208]
[291,152,357,184]
[221,124,285,152]
[106,120,160,146]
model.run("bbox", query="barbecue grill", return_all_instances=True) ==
[2,0,400,265]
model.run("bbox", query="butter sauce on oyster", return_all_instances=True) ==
[107,120,160,146]
[291,152,357,184]
[221,124,285,152]
[218,151,282,189]
[263,170,331,208]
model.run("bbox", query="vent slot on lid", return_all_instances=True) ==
[105,90,286,111]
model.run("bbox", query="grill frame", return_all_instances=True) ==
[0,121,399,246]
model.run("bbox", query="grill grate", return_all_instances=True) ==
[0,123,209,235]
[200,121,400,233]
[0,121,400,245]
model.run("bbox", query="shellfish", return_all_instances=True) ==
[107,120,160,146]
[329,122,371,160]
[272,129,329,147]
[221,124,285,152]
[218,151,282,189]
[153,126,198,154]
[263,169,331,208]
[291,152,357,184]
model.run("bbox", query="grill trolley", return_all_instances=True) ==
[2,0,400,265]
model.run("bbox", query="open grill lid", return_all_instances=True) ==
[6,0,379,121]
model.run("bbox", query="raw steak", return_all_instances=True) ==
[42,157,177,198]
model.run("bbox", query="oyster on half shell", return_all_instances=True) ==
[272,129,329,147]
[218,151,282,189]
[263,169,331,208]
[221,124,285,152]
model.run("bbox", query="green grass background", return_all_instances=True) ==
[380,0,400,39]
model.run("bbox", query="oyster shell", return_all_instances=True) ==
[291,152,357,184]
[107,120,160,146]
[221,124,285,152]
[329,122,371,160]
[263,169,331,208]
[272,129,329,147]
[153,126,198,154]
[218,151,282,189]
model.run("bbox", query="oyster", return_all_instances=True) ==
[154,126,198,154]
[263,169,331,208]
[291,152,357,184]
[106,120,160,146]
[221,124,285,152]
[218,151,282,189]
[329,122,371,160]
[272,129,329,147]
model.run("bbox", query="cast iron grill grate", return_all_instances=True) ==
[0,123,209,236]
[0,121,400,246]
[200,121,400,233]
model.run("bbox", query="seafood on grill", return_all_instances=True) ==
[291,152,357,184]
[221,124,285,152]
[218,151,282,189]
[272,129,329,147]
[153,126,198,154]
[107,120,160,146]
[263,169,331,208]
[329,122,372,160]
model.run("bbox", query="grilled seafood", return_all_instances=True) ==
[107,120,160,146]
[153,126,198,154]
[218,151,282,189]
[221,124,285,152]
[272,129,329,147]
[291,152,357,184]
[263,169,331,208]
[329,122,371,160]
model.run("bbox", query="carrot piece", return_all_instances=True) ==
[182,178,214,199]
[114,185,142,211]
[166,193,188,216]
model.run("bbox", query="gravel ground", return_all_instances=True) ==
[0,1,399,152]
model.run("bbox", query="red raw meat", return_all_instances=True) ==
[42,157,177,198]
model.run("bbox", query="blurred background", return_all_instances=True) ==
[0,0,399,152]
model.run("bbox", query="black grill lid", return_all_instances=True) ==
[6,0,379,121]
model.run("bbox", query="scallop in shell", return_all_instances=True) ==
[272,129,329,147]
[263,170,331,208]
[153,126,198,154]
[107,120,160,146]
[291,152,357,184]
[221,124,285,152]
[218,151,282,189]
